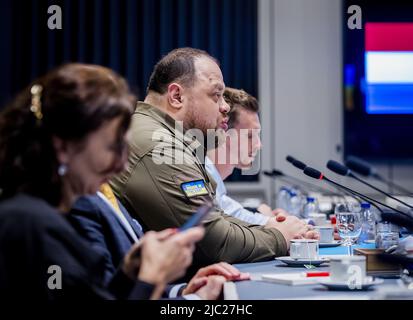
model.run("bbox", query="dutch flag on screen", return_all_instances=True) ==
[365,23,413,114]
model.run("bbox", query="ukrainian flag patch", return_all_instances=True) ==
[181,180,209,198]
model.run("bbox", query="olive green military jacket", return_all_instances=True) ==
[110,102,287,266]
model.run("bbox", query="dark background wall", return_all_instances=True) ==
[0,0,257,107]
[0,0,258,182]
[343,0,413,161]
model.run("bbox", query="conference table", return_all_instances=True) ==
[224,244,402,300]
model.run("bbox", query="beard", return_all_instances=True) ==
[184,107,213,135]
[183,109,227,151]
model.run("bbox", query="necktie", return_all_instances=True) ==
[100,183,122,215]
[99,183,140,242]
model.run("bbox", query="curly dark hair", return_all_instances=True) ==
[0,63,136,206]
[224,87,259,129]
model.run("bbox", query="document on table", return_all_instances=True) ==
[261,273,329,286]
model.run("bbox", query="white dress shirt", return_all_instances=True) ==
[205,156,269,225]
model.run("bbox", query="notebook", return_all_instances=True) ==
[261,273,329,286]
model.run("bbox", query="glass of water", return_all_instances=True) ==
[376,222,399,250]
[335,203,362,255]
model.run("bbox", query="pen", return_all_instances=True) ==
[303,272,330,277]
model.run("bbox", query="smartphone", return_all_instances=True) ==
[179,204,214,231]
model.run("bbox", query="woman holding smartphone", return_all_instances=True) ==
[0,63,205,300]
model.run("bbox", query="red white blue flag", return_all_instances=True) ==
[365,23,413,114]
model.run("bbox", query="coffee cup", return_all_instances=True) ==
[329,256,366,287]
[315,226,334,243]
[289,239,319,260]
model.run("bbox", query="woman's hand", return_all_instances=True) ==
[182,262,250,296]
[122,226,204,300]
[121,228,179,281]
[137,227,204,285]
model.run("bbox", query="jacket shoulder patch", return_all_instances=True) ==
[180,180,209,198]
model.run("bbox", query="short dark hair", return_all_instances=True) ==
[224,87,259,129]
[0,63,136,206]
[146,47,218,95]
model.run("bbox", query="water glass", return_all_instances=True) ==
[335,203,362,255]
[376,222,399,250]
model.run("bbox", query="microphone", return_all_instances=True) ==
[286,155,307,170]
[327,160,413,210]
[303,166,413,218]
[269,169,285,177]
[345,156,373,176]
[346,156,413,196]
[263,170,301,190]
[263,169,329,194]
[292,160,307,170]
[286,155,363,203]
[303,166,413,230]
[286,155,296,164]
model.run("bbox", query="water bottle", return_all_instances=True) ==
[302,197,318,219]
[276,187,290,210]
[288,191,303,218]
[359,202,376,244]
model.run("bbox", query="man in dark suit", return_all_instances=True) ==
[69,184,249,300]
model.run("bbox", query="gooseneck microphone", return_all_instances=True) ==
[292,159,307,170]
[346,156,413,196]
[345,156,373,176]
[286,155,296,163]
[326,160,413,210]
[286,155,307,170]
[303,166,413,230]
[286,155,362,203]
[302,166,412,216]
[263,169,330,194]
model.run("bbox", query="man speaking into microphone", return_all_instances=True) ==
[110,48,317,269]
[205,88,319,240]
[206,87,297,228]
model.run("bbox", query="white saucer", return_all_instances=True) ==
[363,240,376,244]
[319,240,342,248]
[317,277,384,290]
[276,256,329,267]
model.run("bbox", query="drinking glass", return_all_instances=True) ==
[335,203,362,255]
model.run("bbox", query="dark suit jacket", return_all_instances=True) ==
[69,194,184,298]
[0,193,155,300]
[69,193,144,286]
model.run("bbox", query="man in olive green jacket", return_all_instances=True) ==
[111,48,312,270]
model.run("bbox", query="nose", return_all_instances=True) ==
[112,146,129,174]
[258,136,263,149]
[220,99,230,114]
[254,135,263,152]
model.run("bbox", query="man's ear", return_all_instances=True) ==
[167,83,184,110]
[52,136,70,164]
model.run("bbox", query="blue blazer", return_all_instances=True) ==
[69,194,144,286]
[69,194,182,298]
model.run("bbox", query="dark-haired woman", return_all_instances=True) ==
[0,63,204,300]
